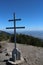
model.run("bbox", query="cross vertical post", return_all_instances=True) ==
[14,13,16,49]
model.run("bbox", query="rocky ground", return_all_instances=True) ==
[0,41,43,65]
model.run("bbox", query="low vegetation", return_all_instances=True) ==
[10,34,43,47]
[0,31,11,41]
[0,30,43,47]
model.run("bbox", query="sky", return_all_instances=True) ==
[0,0,43,31]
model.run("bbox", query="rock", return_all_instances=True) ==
[0,45,2,48]
[0,49,2,53]
[5,53,10,56]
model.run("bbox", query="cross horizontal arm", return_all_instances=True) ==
[15,19,21,21]
[8,20,14,21]
[9,19,21,21]
[6,27,25,29]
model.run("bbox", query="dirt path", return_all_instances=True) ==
[0,41,43,65]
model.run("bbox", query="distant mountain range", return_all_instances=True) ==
[8,30,43,39]
[20,31,43,39]
[0,30,43,40]
[0,30,10,34]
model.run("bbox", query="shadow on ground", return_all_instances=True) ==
[3,58,18,65]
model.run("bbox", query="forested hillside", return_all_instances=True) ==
[0,30,43,47]
[0,30,11,41]
[10,34,43,47]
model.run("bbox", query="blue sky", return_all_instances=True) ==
[0,0,43,31]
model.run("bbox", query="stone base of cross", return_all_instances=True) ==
[12,48,21,61]
[8,48,24,64]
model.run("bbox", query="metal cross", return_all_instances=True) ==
[6,13,25,49]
